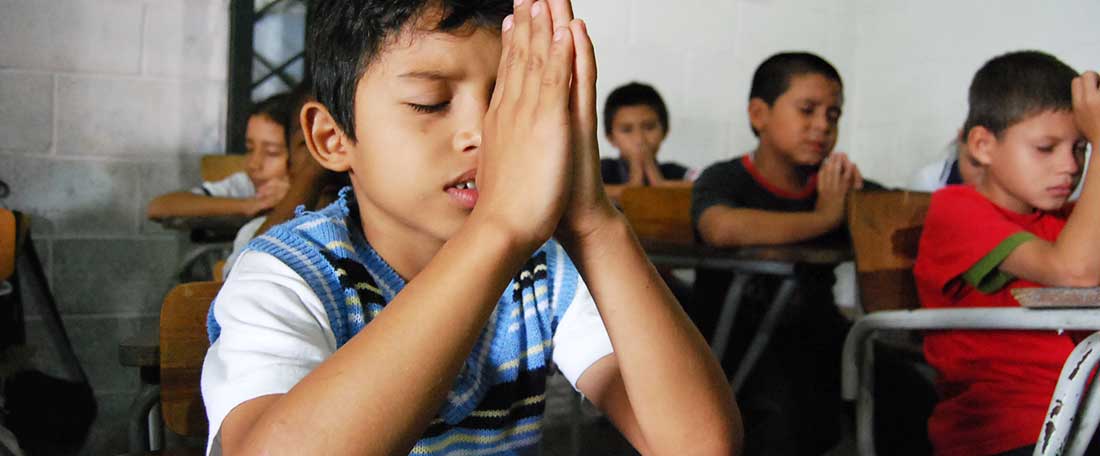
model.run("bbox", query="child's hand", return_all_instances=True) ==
[473,0,576,249]
[542,1,619,242]
[249,178,290,216]
[1073,71,1100,144]
[815,153,854,226]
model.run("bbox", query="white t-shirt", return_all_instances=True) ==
[201,250,614,451]
[192,171,255,199]
[220,216,266,280]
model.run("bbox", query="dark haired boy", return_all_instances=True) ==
[600,82,695,202]
[690,51,874,455]
[147,92,293,220]
[200,1,739,455]
[916,51,1100,456]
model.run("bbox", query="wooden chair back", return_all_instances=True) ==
[200,155,247,183]
[847,190,932,312]
[620,186,695,244]
[0,209,17,281]
[160,281,221,437]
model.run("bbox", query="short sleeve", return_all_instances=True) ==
[551,276,613,390]
[201,250,336,451]
[690,160,742,225]
[915,187,1034,296]
[200,172,256,198]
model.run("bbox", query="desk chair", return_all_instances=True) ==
[130,281,219,455]
[619,186,695,244]
[175,155,248,282]
[843,190,1100,456]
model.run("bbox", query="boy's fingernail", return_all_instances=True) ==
[514,0,524,7]
[531,2,543,17]
[503,15,514,32]
[553,27,565,41]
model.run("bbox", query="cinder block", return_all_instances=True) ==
[572,0,632,49]
[0,155,141,236]
[0,72,53,153]
[0,0,142,73]
[56,75,225,157]
[51,238,179,315]
[143,0,230,79]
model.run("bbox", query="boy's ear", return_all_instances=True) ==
[965,125,997,166]
[748,98,770,133]
[301,101,354,173]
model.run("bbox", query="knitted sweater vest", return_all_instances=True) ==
[208,189,582,455]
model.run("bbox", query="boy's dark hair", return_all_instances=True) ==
[250,91,294,134]
[603,82,670,136]
[307,0,511,142]
[748,52,842,136]
[962,50,1077,138]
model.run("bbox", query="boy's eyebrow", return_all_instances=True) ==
[398,70,453,81]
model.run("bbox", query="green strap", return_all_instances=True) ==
[961,231,1037,294]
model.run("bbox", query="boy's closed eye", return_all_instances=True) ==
[408,101,451,114]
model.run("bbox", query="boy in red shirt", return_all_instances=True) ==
[915,51,1100,456]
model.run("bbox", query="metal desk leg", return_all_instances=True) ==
[730,277,797,393]
[711,273,751,361]
[128,383,161,455]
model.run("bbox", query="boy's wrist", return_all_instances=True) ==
[557,205,628,254]
[464,211,546,260]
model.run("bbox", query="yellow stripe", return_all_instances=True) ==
[411,421,542,454]
[468,394,545,418]
[355,282,382,295]
[345,294,361,306]
[497,339,553,372]
[335,268,347,277]
[326,241,356,252]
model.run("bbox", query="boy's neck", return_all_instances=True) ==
[351,190,445,282]
[976,179,1036,214]
[752,143,814,193]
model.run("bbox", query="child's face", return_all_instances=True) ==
[342,25,502,247]
[754,73,842,166]
[977,110,1087,213]
[607,105,666,161]
[245,114,289,188]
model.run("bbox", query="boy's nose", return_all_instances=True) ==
[454,130,481,154]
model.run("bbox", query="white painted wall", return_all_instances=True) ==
[576,0,1100,187]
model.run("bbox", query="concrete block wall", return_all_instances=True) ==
[0,0,227,453]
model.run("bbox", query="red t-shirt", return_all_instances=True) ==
[914,185,1076,456]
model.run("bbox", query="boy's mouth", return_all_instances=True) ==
[445,170,479,210]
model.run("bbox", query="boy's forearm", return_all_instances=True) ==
[147,191,256,220]
[230,221,535,455]
[697,206,837,247]
[560,214,741,454]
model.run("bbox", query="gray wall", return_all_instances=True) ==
[0,0,228,453]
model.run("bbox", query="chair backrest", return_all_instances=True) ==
[201,155,247,183]
[620,186,695,244]
[847,190,932,312]
[0,209,16,281]
[160,281,221,437]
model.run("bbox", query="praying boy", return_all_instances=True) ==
[200,0,740,455]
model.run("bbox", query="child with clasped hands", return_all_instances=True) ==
[200,0,741,455]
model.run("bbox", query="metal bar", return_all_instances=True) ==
[255,0,292,19]
[1067,360,1100,455]
[841,308,1100,401]
[251,51,304,89]
[127,384,161,455]
[856,337,877,456]
[1037,332,1100,456]
[226,0,256,154]
[710,273,750,360]
[731,278,797,392]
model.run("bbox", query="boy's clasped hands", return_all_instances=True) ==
[474,0,613,253]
